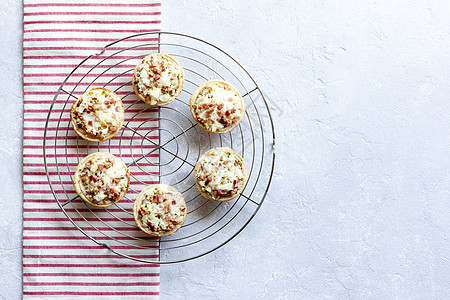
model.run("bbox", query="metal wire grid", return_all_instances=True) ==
[43,32,275,264]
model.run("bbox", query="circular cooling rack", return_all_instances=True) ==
[43,32,275,264]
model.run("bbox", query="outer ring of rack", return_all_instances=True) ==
[43,32,276,264]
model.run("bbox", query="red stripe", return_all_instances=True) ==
[24,82,131,87]
[24,272,159,277]
[23,208,140,213]
[23,263,159,268]
[26,162,157,168]
[23,100,148,104]
[24,108,153,114]
[23,200,59,203]
[25,282,159,287]
[24,217,136,222]
[25,116,158,121]
[24,227,143,232]
[23,236,156,241]
[25,29,158,34]
[24,91,154,96]
[23,54,151,60]
[25,11,161,16]
[24,134,158,140]
[24,37,158,43]
[24,64,138,68]
[23,199,139,204]
[24,179,157,185]
[25,91,63,95]
[24,171,157,176]
[24,190,76,194]
[24,46,156,51]
[23,292,159,296]
[25,153,158,158]
[24,254,158,259]
[29,126,157,131]
[24,20,161,25]
[24,3,161,7]
[25,72,132,77]
[23,245,158,250]
[25,144,157,149]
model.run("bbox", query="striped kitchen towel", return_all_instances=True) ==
[23,0,162,298]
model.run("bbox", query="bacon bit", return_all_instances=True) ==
[219,116,228,126]
[217,103,224,110]
[154,74,160,81]
[233,180,237,185]
[87,121,93,126]
[205,108,215,115]
[113,178,120,184]
[139,207,145,216]
[152,194,163,203]
[225,110,231,116]
[171,200,176,205]
[202,103,214,109]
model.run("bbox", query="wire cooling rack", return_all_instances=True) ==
[43,32,275,264]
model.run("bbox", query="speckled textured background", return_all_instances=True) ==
[1,0,449,299]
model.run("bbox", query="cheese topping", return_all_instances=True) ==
[191,81,244,133]
[133,54,183,105]
[195,147,246,201]
[78,153,129,206]
[136,185,186,233]
[72,88,124,140]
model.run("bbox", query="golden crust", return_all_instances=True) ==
[133,184,187,237]
[70,87,125,142]
[190,80,245,134]
[132,53,184,106]
[194,147,248,202]
[73,152,130,207]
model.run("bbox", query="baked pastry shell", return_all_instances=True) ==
[70,87,125,142]
[73,152,130,208]
[190,80,245,134]
[194,147,248,202]
[133,184,187,237]
[132,53,185,106]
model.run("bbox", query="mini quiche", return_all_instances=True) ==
[133,184,187,237]
[190,80,245,134]
[194,147,247,202]
[70,87,124,142]
[132,53,184,106]
[74,152,130,207]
